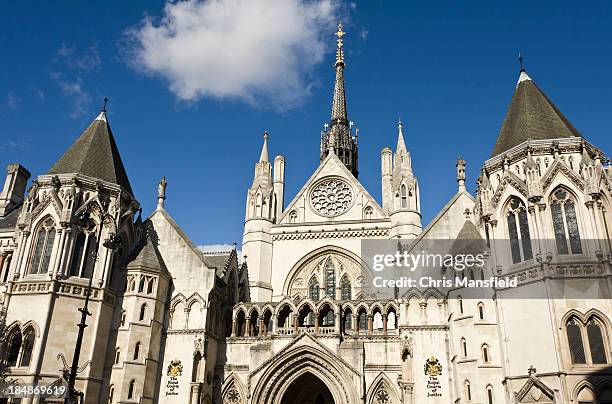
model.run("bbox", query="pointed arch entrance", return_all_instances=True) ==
[281,372,335,404]
[250,335,361,404]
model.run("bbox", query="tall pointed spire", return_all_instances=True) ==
[320,23,359,177]
[396,119,408,154]
[259,131,269,163]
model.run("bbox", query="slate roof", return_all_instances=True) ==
[0,205,21,231]
[448,219,489,256]
[127,234,168,273]
[491,70,581,157]
[47,111,133,194]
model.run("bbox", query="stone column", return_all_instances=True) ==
[335,309,341,334]
[293,315,299,333]
[382,314,388,334]
[245,319,251,337]
[231,318,237,337]
[353,314,358,333]
[367,314,373,333]
[271,314,278,335]
[314,313,319,334]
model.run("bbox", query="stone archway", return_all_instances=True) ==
[281,372,335,404]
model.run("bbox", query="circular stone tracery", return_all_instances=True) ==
[310,178,354,217]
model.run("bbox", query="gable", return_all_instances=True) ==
[278,153,386,224]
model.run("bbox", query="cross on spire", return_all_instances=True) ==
[102,96,109,112]
[518,52,525,72]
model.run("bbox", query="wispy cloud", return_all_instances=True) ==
[54,44,102,71]
[50,72,91,119]
[7,92,21,109]
[125,0,340,110]
[0,140,29,151]
[35,89,45,100]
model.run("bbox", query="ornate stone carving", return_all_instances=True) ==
[310,178,353,217]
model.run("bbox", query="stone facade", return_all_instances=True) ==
[0,27,611,404]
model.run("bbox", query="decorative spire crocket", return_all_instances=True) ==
[320,23,359,177]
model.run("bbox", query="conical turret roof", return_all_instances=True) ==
[48,110,133,194]
[491,70,581,157]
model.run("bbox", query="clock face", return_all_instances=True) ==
[310,178,354,217]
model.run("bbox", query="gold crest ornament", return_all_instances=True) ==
[424,356,442,376]
[167,360,183,377]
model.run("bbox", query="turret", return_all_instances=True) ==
[242,132,274,301]
[381,147,393,211]
[273,155,285,221]
[388,120,422,239]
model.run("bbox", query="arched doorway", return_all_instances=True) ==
[281,372,335,404]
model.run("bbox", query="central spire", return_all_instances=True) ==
[321,23,359,177]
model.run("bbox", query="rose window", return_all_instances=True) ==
[310,178,353,217]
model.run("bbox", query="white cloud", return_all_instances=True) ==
[0,140,29,151]
[50,73,91,119]
[54,44,101,71]
[7,92,21,109]
[126,0,340,110]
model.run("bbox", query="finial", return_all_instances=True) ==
[157,176,167,210]
[335,23,345,66]
[518,52,525,72]
[263,130,268,140]
[102,96,109,112]
[528,365,536,376]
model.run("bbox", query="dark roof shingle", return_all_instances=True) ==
[491,71,581,157]
[47,112,133,194]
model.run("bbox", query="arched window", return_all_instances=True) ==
[69,231,97,278]
[289,210,297,224]
[147,278,154,294]
[551,189,583,255]
[461,337,467,357]
[465,380,472,401]
[458,296,463,314]
[30,218,56,275]
[120,311,126,327]
[358,309,367,331]
[343,308,353,333]
[139,304,147,321]
[567,318,586,364]
[20,329,35,367]
[400,185,408,208]
[138,277,145,293]
[340,276,351,300]
[133,342,141,360]
[506,197,533,263]
[114,348,121,365]
[5,328,22,366]
[127,379,136,399]
[586,317,607,364]
[308,277,319,301]
[482,343,490,363]
[364,206,373,219]
[477,302,485,320]
[108,385,114,404]
[486,385,494,404]
[324,258,335,298]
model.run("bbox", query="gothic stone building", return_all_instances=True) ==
[0,26,611,404]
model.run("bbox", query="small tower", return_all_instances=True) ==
[388,120,422,239]
[242,132,275,301]
[456,157,466,193]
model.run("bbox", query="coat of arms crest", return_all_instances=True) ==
[424,356,442,376]
[167,359,183,377]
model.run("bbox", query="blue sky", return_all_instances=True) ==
[1,1,611,247]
